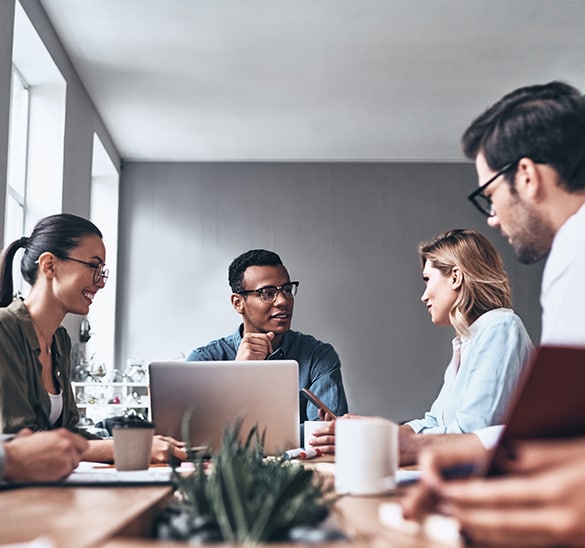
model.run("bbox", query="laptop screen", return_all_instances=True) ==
[148,360,300,456]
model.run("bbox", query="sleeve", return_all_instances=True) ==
[186,337,238,361]
[405,356,456,433]
[0,326,43,434]
[186,347,213,361]
[0,443,6,480]
[303,343,348,421]
[424,316,532,434]
[405,410,441,433]
[474,425,504,449]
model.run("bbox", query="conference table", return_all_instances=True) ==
[0,460,458,548]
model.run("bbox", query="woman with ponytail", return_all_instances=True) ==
[0,213,185,464]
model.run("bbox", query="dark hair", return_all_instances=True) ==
[461,81,585,193]
[419,229,511,336]
[228,249,284,293]
[0,213,103,307]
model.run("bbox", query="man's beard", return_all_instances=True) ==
[510,204,554,265]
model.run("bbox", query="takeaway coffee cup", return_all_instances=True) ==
[112,417,155,471]
[335,416,398,495]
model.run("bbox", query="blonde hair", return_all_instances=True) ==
[419,229,512,337]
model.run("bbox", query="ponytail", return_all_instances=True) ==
[0,238,27,307]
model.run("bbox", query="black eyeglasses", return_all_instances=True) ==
[239,281,299,303]
[62,256,109,284]
[468,161,518,217]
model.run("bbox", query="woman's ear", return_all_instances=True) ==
[37,252,56,279]
[450,267,463,290]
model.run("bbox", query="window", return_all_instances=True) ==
[6,3,66,290]
[4,67,30,293]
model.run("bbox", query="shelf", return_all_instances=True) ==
[72,381,149,387]
[72,381,151,422]
[77,404,149,409]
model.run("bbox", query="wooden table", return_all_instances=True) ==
[0,461,456,547]
[0,484,173,547]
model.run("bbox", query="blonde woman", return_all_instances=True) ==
[309,229,533,464]
[398,229,533,463]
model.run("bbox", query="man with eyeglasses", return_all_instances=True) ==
[402,81,585,545]
[186,249,348,447]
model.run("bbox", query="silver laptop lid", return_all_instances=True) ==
[149,360,300,456]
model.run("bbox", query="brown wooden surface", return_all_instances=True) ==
[0,484,173,547]
[101,493,449,548]
[0,459,453,547]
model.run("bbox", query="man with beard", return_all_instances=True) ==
[402,81,585,546]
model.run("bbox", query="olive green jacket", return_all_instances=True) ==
[0,298,97,439]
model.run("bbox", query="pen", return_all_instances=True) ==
[282,447,322,460]
[441,462,479,480]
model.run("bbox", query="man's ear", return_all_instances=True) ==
[516,157,543,200]
[450,267,463,290]
[37,252,56,279]
[231,293,245,315]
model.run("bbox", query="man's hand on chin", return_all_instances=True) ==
[236,331,275,360]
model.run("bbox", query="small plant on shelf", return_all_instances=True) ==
[156,417,340,543]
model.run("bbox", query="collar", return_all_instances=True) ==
[459,307,512,344]
[7,298,62,359]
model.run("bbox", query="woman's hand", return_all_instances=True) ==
[306,412,359,454]
[151,435,187,463]
[306,418,336,454]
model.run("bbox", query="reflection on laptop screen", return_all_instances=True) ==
[149,360,300,456]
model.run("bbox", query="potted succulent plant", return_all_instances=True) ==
[155,418,342,543]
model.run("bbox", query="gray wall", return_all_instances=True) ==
[117,161,543,422]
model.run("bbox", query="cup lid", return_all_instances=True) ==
[111,416,155,429]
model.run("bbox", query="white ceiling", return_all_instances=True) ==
[39,0,585,162]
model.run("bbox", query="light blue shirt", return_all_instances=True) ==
[406,308,533,434]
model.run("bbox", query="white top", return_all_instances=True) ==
[48,391,64,426]
[540,202,585,345]
[475,203,585,450]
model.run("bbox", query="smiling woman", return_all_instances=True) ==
[0,213,106,435]
[0,213,185,464]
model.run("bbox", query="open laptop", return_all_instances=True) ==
[487,345,585,475]
[149,360,300,456]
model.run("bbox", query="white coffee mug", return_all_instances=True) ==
[304,420,323,450]
[335,416,398,495]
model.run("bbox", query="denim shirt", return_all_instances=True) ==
[187,325,349,425]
